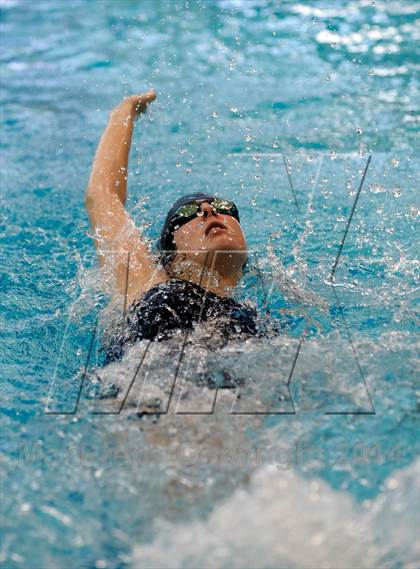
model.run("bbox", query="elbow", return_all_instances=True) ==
[84,191,91,208]
[84,189,96,212]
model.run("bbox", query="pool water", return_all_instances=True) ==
[1,0,419,568]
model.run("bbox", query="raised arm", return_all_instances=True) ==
[85,90,167,305]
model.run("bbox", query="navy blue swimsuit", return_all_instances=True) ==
[103,278,276,365]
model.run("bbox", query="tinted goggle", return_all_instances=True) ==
[170,198,240,230]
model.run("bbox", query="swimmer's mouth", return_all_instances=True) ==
[204,220,228,236]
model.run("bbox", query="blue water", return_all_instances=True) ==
[1,0,419,567]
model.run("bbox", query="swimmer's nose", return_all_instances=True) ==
[200,202,217,218]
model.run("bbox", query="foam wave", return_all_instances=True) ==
[132,459,419,569]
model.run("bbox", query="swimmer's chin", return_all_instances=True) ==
[203,231,237,247]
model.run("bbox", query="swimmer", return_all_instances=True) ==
[85,90,276,363]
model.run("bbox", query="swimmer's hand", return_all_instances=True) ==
[111,89,157,120]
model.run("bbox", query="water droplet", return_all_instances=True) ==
[370,184,385,193]
[386,478,398,490]
[310,532,324,546]
[394,312,402,323]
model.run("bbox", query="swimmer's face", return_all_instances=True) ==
[173,201,247,272]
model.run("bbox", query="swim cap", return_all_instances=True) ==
[158,192,215,268]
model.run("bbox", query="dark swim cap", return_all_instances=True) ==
[158,192,215,268]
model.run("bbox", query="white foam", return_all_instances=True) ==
[132,460,419,569]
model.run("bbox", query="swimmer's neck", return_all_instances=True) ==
[170,262,241,298]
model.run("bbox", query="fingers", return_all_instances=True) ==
[142,88,156,102]
[130,89,156,115]
[113,90,157,119]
